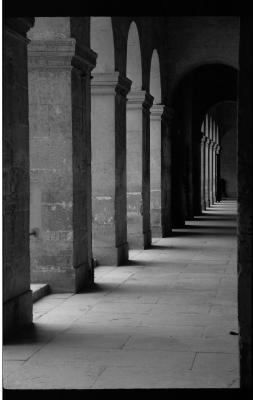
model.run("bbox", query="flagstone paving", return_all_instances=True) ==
[3,200,239,389]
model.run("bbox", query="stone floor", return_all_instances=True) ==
[3,200,239,389]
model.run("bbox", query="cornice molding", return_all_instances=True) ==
[28,39,96,73]
[91,72,131,97]
[150,104,165,120]
[127,90,154,111]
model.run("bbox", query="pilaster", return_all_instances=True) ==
[201,135,207,210]
[127,90,153,249]
[28,38,96,292]
[150,104,164,237]
[161,106,174,237]
[91,71,131,265]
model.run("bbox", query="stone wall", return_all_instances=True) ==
[220,127,237,198]
[28,18,96,292]
[3,18,34,336]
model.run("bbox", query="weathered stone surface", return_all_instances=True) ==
[91,72,131,265]
[127,90,153,249]
[3,17,34,337]
[150,105,164,237]
[28,18,96,292]
[3,201,238,388]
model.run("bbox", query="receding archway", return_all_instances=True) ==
[206,101,237,201]
[171,63,238,228]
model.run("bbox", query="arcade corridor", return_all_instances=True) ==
[3,200,239,389]
[3,16,253,389]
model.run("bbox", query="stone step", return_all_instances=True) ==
[31,283,50,303]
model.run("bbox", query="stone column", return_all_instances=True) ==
[28,37,96,292]
[215,144,221,201]
[209,138,214,206]
[238,16,253,388]
[201,135,206,210]
[91,72,131,265]
[127,90,153,249]
[212,141,217,203]
[3,17,34,337]
[150,104,164,237]
[205,138,211,208]
[211,140,216,204]
[161,106,174,236]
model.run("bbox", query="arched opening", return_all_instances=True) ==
[149,49,163,238]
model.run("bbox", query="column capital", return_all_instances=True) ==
[205,138,211,145]
[127,90,154,111]
[91,71,131,96]
[150,104,165,120]
[28,39,97,73]
[161,106,174,123]
[201,135,207,144]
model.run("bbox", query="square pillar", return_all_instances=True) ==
[161,106,174,236]
[28,39,96,292]
[212,142,216,204]
[3,18,34,337]
[209,140,214,205]
[201,136,207,210]
[91,72,131,265]
[204,138,211,207]
[215,145,221,201]
[127,90,153,249]
[209,141,215,204]
[150,104,164,237]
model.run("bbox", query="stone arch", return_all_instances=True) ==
[169,60,238,104]
[126,21,142,90]
[90,17,115,73]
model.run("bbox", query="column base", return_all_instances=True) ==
[93,242,129,266]
[151,225,162,238]
[128,230,151,250]
[31,262,93,293]
[3,290,33,340]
